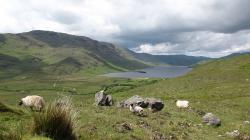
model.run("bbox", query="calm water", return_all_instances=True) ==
[102,66,192,78]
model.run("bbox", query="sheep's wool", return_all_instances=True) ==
[21,95,44,110]
[134,106,143,113]
[130,105,143,113]
[176,100,189,108]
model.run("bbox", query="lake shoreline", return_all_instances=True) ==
[102,66,192,78]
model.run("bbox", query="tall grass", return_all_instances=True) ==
[0,124,23,140]
[32,97,78,140]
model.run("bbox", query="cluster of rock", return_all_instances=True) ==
[95,91,223,128]
[117,95,164,111]
[95,91,164,112]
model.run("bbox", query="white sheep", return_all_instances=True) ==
[129,104,143,116]
[19,95,45,111]
[176,100,189,108]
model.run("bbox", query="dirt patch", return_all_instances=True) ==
[238,133,250,140]
[177,121,192,129]
[137,120,151,129]
[113,122,133,133]
[152,131,166,140]
[78,123,97,136]
[130,134,142,140]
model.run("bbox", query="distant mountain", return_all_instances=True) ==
[222,52,250,59]
[21,30,148,70]
[126,49,210,66]
[0,30,209,78]
[0,30,149,77]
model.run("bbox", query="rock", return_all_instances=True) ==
[145,98,164,111]
[117,95,164,112]
[95,90,113,106]
[225,130,240,138]
[202,113,221,126]
[118,95,148,108]
[116,101,125,108]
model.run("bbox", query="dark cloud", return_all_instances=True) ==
[51,10,80,25]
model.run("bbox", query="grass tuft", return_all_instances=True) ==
[0,123,23,140]
[32,96,78,140]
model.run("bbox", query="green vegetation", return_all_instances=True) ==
[33,97,77,140]
[0,124,23,140]
[0,31,249,139]
[0,30,209,79]
[0,30,148,78]
[0,54,250,139]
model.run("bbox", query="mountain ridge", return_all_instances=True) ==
[0,30,210,77]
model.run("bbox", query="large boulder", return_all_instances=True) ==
[145,98,164,111]
[202,113,221,126]
[117,95,148,108]
[95,90,113,106]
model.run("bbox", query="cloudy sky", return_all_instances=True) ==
[1,0,250,57]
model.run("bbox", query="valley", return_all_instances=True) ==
[0,31,250,140]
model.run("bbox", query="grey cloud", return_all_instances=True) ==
[132,30,250,57]
[1,0,250,57]
[50,10,80,25]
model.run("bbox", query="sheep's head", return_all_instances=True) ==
[18,100,23,105]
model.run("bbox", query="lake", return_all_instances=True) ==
[102,66,192,78]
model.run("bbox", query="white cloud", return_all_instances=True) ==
[132,30,250,58]
[132,43,179,55]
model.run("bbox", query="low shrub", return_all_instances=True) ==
[32,97,78,140]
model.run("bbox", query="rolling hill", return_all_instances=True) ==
[0,51,249,139]
[0,30,148,77]
[0,30,209,78]
[127,50,210,66]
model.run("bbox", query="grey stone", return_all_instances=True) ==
[118,95,148,108]
[202,113,221,126]
[95,90,113,106]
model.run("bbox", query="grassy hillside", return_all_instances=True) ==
[0,30,210,80]
[0,54,249,139]
[0,30,148,78]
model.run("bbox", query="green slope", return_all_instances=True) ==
[0,54,250,139]
[116,54,250,139]
[0,53,44,78]
[123,47,210,66]
[0,30,148,78]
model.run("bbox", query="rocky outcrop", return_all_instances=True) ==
[95,90,113,106]
[117,95,148,108]
[202,113,221,126]
[117,95,164,112]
